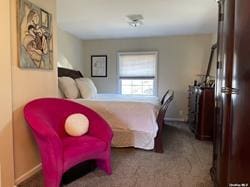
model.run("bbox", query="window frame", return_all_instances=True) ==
[117,51,158,96]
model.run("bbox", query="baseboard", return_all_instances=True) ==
[15,163,41,185]
[165,117,187,122]
[0,164,1,187]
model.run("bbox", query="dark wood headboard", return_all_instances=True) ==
[58,67,83,79]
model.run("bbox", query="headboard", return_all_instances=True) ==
[58,67,83,79]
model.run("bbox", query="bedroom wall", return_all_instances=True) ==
[10,0,58,181]
[58,28,85,72]
[82,34,213,120]
[0,0,14,186]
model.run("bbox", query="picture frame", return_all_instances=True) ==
[91,55,107,77]
[18,0,53,70]
[41,9,49,28]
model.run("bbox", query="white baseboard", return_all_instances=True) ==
[15,163,41,185]
[0,164,1,187]
[165,117,187,122]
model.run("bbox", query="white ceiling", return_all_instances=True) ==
[57,0,218,40]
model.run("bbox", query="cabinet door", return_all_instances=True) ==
[213,1,224,180]
[212,1,224,181]
[214,0,235,186]
[229,0,250,183]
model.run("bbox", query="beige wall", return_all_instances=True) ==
[11,0,58,180]
[0,0,14,186]
[82,34,213,120]
[58,28,85,72]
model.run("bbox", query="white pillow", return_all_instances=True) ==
[65,113,89,136]
[58,87,65,98]
[58,77,79,99]
[75,78,97,99]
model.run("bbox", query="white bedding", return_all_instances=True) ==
[92,94,159,105]
[73,94,160,150]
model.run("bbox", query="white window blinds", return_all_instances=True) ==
[119,52,157,78]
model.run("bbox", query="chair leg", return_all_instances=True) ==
[96,149,112,175]
[96,158,112,175]
[154,135,163,153]
[154,123,164,153]
[42,165,63,187]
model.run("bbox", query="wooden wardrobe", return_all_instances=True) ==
[211,0,250,186]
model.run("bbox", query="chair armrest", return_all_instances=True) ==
[24,113,64,173]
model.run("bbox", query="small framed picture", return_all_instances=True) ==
[91,55,107,77]
[41,9,49,28]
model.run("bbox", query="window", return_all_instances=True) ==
[118,52,157,96]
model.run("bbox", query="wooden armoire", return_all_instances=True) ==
[211,0,250,186]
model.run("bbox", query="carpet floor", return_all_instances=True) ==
[19,123,213,187]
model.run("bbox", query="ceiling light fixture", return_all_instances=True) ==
[127,14,144,28]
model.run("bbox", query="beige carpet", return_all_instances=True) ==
[19,123,213,187]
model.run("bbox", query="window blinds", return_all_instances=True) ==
[119,53,157,79]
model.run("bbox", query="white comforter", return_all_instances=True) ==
[74,94,160,150]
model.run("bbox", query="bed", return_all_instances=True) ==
[58,67,174,153]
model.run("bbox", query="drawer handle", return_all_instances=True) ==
[221,87,239,95]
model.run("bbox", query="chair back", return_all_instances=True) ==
[160,90,169,105]
[24,98,98,138]
[157,90,174,126]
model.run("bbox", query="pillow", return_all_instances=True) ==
[65,113,89,136]
[58,77,79,99]
[58,87,65,98]
[75,78,97,99]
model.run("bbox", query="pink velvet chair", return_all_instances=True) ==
[24,98,113,187]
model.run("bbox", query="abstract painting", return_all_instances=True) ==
[18,0,53,69]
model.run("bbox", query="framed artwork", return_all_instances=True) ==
[41,9,49,28]
[18,0,53,70]
[91,55,107,77]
